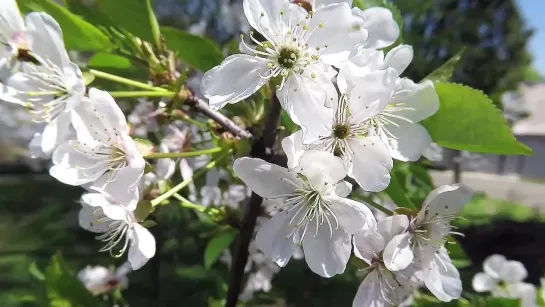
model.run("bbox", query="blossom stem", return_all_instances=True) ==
[365,198,395,216]
[144,147,223,159]
[225,95,282,307]
[107,91,176,98]
[150,148,233,207]
[172,193,207,212]
[89,69,169,92]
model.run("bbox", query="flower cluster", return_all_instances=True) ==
[201,0,474,304]
[473,254,537,307]
[0,2,154,270]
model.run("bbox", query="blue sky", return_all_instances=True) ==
[518,0,545,74]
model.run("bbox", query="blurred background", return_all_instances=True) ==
[2,0,545,306]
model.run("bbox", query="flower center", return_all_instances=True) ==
[278,47,299,69]
[333,124,350,140]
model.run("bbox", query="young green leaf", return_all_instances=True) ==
[424,48,465,83]
[88,53,134,70]
[204,229,238,269]
[44,253,100,306]
[161,27,224,72]
[97,0,159,44]
[385,171,417,209]
[18,0,112,51]
[421,83,532,155]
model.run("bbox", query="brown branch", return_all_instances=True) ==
[185,95,253,139]
[224,96,282,307]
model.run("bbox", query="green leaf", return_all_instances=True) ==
[88,53,133,70]
[18,0,112,51]
[385,171,416,209]
[204,229,237,269]
[446,236,471,268]
[281,111,299,133]
[161,27,224,71]
[421,83,533,155]
[134,200,153,221]
[96,0,159,44]
[28,262,45,281]
[44,253,99,306]
[424,48,465,83]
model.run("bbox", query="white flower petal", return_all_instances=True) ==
[500,260,528,283]
[78,204,108,233]
[299,150,346,189]
[50,141,108,186]
[40,111,71,156]
[87,88,129,134]
[327,195,375,234]
[202,54,269,110]
[353,229,385,264]
[313,0,352,10]
[307,3,367,66]
[302,223,351,277]
[88,160,144,211]
[81,193,128,221]
[383,45,413,75]
[242,0,289,42]
[483,254,507,279]
[25,12,70,69]
[377,215,410,243]
[472,272,497,292]
[338,47,384,93]
[277,65,336,141]
[281,130,306,170]
[334,180,352,198]
[255,211,297,267]
[352,269,385,307]
[355,7,400,49]
[233,157,299,198]
[128,224,156,270]
[395,79,440,123]
[348,68,398,122]
[383,232,414,272]
[506,283,537,307]
[383,121,432,162]
[422,184,473,218]
[422,247,462,302]
[347,137,392,192]
[0,0,25,35]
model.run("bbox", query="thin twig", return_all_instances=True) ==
[186,95,253,139]
[225,96,282,307]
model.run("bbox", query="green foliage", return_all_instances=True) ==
[204,229,237,269]
[457,195,545,228]
[161,27,224,71]
[280,111,299,134]
[88,53,134,70]
[44,253,100,306]
[424,48,465,83]
[96,0,160,45]
[421,83,532,155]
[384,169,417,209]
[18,0,112,51]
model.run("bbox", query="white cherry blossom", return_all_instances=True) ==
[381,184,473,301]
[281,66,396,191]
[78,262,131,296]
[352,215,419,307]
[202,0,397,138]
[0,12,85,157]
[473,254,537,307]
[233,150,375,277]
[50,89,144,210]
[339,45,440,161]
[0,0,26,78]
[79,193,156,270]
